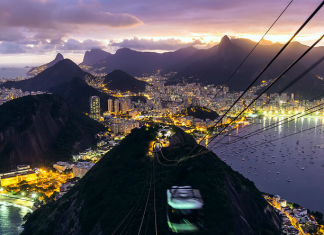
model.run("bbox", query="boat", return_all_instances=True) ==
[287,178,291,182]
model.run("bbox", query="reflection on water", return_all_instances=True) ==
[212,117,324,214]
[0,202,31,235]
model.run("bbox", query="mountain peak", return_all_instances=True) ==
[220,35,231,45]
[55,53,64,61]
[80,49,111,65]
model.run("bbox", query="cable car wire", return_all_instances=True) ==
[111,165,151,235]
[204,34,324,151]
[186,1,324,157]
[212,0,294,100]
[212,97,324,148]
[213,103,324,149]
[153,157,158,235]
[223,122,324,154]
[137,160,153,235]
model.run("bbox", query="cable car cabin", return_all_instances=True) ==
[153,142,163,152]
[167,186,204,233]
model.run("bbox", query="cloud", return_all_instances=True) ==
[0,42,30,54]
[0,0,142,30]
[57,38,105,50]
[109,37,204,51]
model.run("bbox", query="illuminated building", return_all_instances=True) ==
[72,162,95,178]
[89,96,100,120]
[120,101,128,114]
[108,99,113,113]
[0,166,36,186]
[114,99,119,114]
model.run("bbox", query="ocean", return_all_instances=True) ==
[0,201,32,235]
[0,67,30,80]
[211,117,324,214]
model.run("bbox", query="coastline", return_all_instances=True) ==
[0,195,35,211]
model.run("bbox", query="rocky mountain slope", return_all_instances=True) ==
[103,70,147,93]
[21,126,280,235]
[27,53,64,76]
[2,59,93,92]
[88,46,198,76]
[166,36,324,99]
[49,77,112,114]
[80,49,112,66]
[0,94,105,172]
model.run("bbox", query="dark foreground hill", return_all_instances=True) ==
[178,106,219,121]
[2,59,93,92]
[103,70,147,93]
[0,94,105,172]
[27,53,64,76]
[21,126,280,235]
[49,77,112,113]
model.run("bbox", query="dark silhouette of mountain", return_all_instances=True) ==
[21,126,280,235]
[103,70,147,93]
[89,46,198,76]
[49,77,112,113]
[2,59,94,92]
[0,94,105,173]
[178,106,219,121]
[27,53,64,76]
[80,49,112,66]
[165,36,324,99]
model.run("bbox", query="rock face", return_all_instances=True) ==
[80,49,112,66]
[88,46,198,76]
[2,59,93,92]
[27,53,64,76]
[0,94,105,172]
[103,70,147,93]
[21,126,280,235]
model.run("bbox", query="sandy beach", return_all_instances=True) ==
[0,195,34,211]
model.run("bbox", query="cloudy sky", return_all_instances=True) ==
[0,0,323,65]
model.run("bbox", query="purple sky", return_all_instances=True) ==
[0,0,323,65]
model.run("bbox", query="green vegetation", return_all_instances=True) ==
[0,94,105,172]
[178,106,219,121]
[21,126,279,235]
[103,70,147,93]
[49,77,112,113]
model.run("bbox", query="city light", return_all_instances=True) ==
[31,193,37,199]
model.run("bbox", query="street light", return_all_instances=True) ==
[31,193,37,199]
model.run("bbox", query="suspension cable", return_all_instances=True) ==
[205,34,324,150]
[187,2,324,157]
[137,160,153,235]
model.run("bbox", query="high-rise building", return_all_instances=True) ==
[89,96,100,120]
[108,99,113,113]
[120,101,128,114]
[126,98,132,109]
[114,99,119,114]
